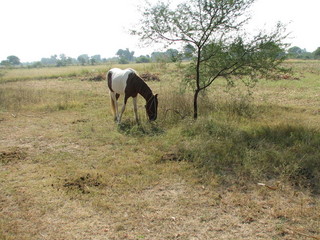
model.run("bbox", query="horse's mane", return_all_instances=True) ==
[126,68,140,77]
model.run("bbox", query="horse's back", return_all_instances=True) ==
[107,68,134,94]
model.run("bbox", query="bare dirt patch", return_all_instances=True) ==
[140,72,161,81]
[158,152,184,163]
[0,147,27,165]
[81,73,106,81]
[62,173,104,194]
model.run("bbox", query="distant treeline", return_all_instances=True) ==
[1,46,320,68]
[0,48,185,68]
[287,46,320,60]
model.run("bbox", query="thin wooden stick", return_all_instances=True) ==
[257,183,278,190]
[286,227,320,240]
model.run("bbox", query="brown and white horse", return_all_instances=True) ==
[107,68,158,124]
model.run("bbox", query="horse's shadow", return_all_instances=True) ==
[117,120,164,136]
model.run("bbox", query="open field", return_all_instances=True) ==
[0,61,320,239]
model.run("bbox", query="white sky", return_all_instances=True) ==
[0,0,319,62]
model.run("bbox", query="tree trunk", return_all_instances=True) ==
[193,89,200,119]
[194,47,201,120]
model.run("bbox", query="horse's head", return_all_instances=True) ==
[145,94,158,121]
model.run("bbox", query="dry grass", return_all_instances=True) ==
[0,63,177,83]
[1,62,320,240]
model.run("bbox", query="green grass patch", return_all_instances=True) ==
[178,118,320,191]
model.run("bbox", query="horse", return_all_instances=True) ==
[107,68,158,124]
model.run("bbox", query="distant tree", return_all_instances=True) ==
[51,55,58,64]
[56,60,65,67]
[1,56,21,66]
[150,49,181,63]
[302,52,313,59]
[136,55,151,63]
[41,57,50,65]
[41,55,58,65]
[30,61,43,68]
[90,55,102,65]
[41,54,76,66]
[0,60,10,67]
[60,54,67,61]
[287,46,315,59]
[67,57,75,65]
[56,54,67,67]
[183,44,196,59]
[77,54,89,65]
[7,55,21,65]
[287,46,305,58]
[116,48,135,63]
[314,47,320,59]
[151,51,167,62]
[90,58,96,65]
[166,49,182,62]
[118,57,129,64]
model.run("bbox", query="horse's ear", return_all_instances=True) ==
[155,94,158,99]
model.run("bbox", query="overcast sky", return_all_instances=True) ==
[1,0,319,62]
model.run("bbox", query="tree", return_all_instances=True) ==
[90,55,102,65]
[151,51,167,62]
[0,60,10,67]
[150,49,181,63]
[1,56,21,66]
[30,61,43,68]
[136,55,151,63]
[132,0,288,119]
[287,46,314,59]
[287,46,304,58]
[66,57,75,65]
[313,47,320,59]
[7,55,21,65]
[77,54,89,65]
[116,48,135,63]
[166,49,182,62]
[183,44,196,59]
[41,55,58,65]
[56,54,67,67]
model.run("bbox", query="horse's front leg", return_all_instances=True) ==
[133,97,140,124]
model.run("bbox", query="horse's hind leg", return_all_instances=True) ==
[133,97,140,124]
[110,92,120,122]
[110,95,116,121]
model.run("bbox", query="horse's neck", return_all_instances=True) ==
[136,77,153,101]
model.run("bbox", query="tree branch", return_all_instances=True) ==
[200,51,249,91]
